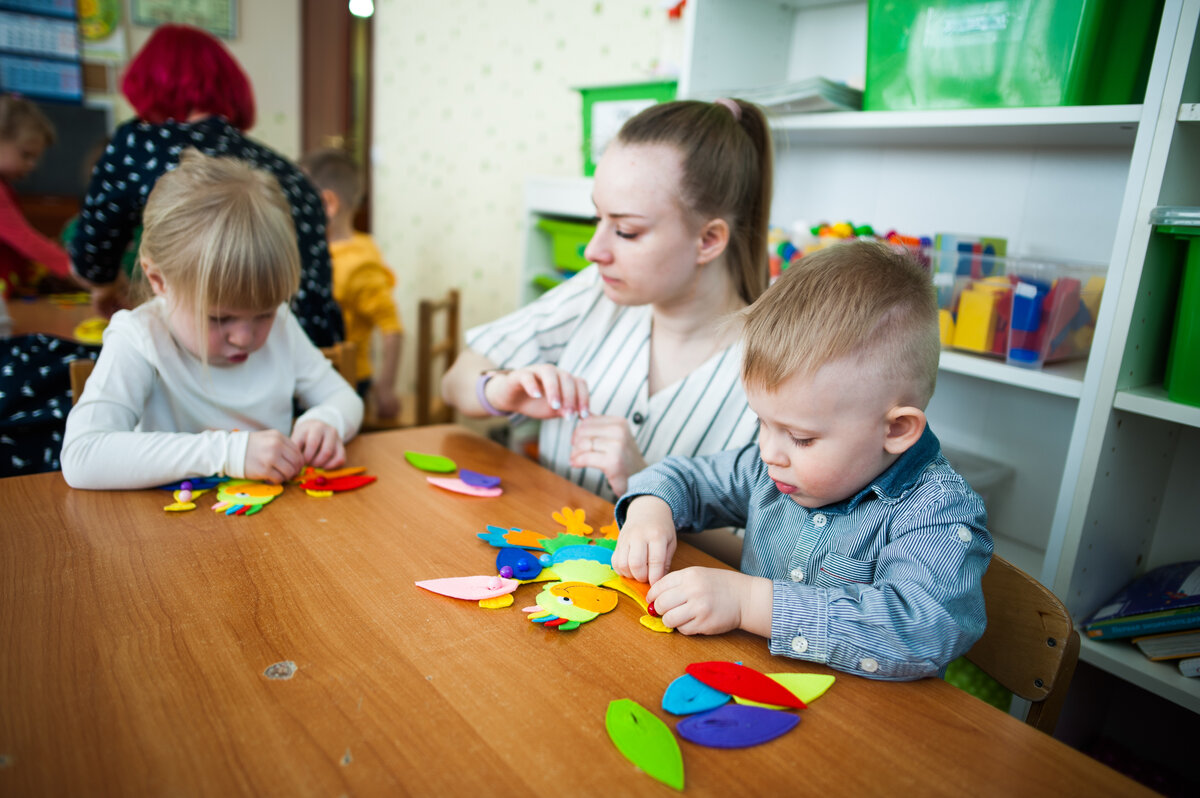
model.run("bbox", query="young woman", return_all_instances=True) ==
[442,99,773,500]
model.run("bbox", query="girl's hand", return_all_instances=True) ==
[612,496,677,584]
[291,420,347,469]
[484,365,590,419]
[569,414,647,497]
[244,429,304,483]
[646,568,772,637]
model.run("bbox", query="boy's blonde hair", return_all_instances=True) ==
[139,149,300,362]
[0,94,56,147]
[740,240,941,407]
[298,148,363,213]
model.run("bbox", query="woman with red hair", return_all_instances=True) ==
[69,25,343,346]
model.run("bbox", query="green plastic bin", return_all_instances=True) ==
[1151,207,1200,407]
[864,0,1162,111]
[536,218,596,273]
[577,80,677,176]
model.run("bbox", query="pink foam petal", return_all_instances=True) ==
[415,575,520,600]
[426,476,503,498]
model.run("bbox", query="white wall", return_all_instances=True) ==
[371,0,671,389]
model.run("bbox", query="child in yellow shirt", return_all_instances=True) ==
[300,149,403,419]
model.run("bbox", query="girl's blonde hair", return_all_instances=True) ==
[616,99,773,305]
[139,149,300,362]
[739,240,941,408]
[0,94,56,146]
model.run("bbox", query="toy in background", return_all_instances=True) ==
[767,221,931,281]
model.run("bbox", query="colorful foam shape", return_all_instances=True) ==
[459,468,501,488]
[415,575,520,601]
[404,451,457,472]
[733,673,836,708]
[676,705,799,749]
[550,544,613,565]
[605,699,684,791]
[496,546,542,580]
[551,506,593,536]
[427,476,502,497]
[478,594,513,609]
[211,480,283,516]
[299,474,376,492]
[662,674,731,716]
[478,525,548,550]
[686,662,806,709]
[549,559,616,586]
[159,476,225,491]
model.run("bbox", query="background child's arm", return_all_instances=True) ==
[60,327,257,489]
[371,330,402,419]
[0,183,72,279]
[771,483,991,681]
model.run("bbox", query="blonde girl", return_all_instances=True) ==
[62,150,362,489]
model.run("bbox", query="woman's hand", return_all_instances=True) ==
[484,365,590,419]
[569,414,646,497]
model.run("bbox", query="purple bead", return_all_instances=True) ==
[181,480,193,490]
[499,566,514,578]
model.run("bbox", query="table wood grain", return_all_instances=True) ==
[0,425,1151,796]
[7,295,97,342]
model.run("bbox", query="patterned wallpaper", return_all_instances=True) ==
[371,0,671,389]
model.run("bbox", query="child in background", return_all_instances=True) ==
[61,150,363,489]
[613,240,992,680]
[0,95,73,298]
[299,148,403,420]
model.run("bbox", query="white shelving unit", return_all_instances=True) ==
[519,0,1200,714]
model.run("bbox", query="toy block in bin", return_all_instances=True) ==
[536,217,596,273]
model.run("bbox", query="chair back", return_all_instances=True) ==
[320,341,358,386]
[415,288,459,426]
[965,554,1080,733]
[69,358,95,406]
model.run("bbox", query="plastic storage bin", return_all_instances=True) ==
[1150,206,1200,407]
[864,0,1162,111]
[532,217,596,293]
[930,248,1105,369]
[576,80,676,176]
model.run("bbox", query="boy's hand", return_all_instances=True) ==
[485,366,590,419]
[646,568,773,637]
[244,429,304,483]
[613,495,677,584]
[569,414,647,497]
[291,419,347,469]
[372,383,400,420]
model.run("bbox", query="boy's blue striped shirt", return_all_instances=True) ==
[617,426,993,680]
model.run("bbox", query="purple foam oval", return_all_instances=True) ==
[459,468,501,488]
[675,704,799,749]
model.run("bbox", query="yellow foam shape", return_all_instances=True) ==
[478,594,513,609]
[73,317,108,344]
[938,308,955,347]
[305,489,334,498]
[952,289,997,352]
[733,672,836,708]
[639,615,673,633]
[164,501,196,512]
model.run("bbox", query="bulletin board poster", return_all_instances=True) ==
[131,0,237,40]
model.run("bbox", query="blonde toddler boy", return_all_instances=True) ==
[613,240,992,680]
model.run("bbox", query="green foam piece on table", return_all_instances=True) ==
[404,451,457,473]
[605,699,684,791]
[944,656,1011,711]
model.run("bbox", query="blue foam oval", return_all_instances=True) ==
[676,704,799,749]
[662,674,730,716]
[460,468,501,488]
[496,546,542,580]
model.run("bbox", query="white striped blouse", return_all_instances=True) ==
[465,266,758,501]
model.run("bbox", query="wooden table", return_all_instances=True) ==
[6,294,99,343]
[0,426,1150,796]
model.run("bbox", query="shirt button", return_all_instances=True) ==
[632,412,645,424]
[791,636,809,654]
[790,567,805,582]
[956,525,972,543]
[812,513,828,527]
[860,658,879,673]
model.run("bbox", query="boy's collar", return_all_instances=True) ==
[817,426,941,514]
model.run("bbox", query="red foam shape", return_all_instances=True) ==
[686,661,806,709]
[544,618,568,628]
[300,474,376,492]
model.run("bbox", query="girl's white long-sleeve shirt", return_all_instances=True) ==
[61,298,363,489]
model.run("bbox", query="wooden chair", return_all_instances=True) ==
[68,358,95,406]
[964,555,1081,734]
[69,344,359,406]
[414,288,460,426]
[319,341,358,385]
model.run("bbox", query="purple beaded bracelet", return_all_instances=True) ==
[475,371,509,417]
